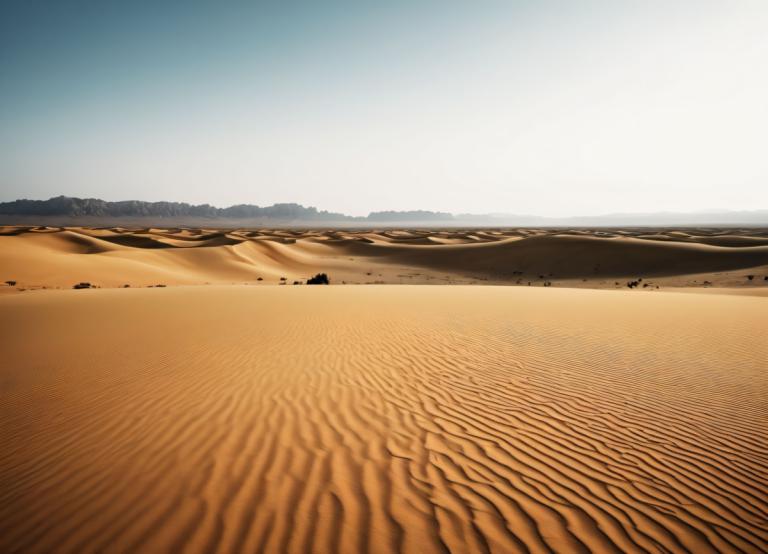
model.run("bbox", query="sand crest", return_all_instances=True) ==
[1,226,767,291]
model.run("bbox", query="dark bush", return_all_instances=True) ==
[73,282,91,289]
[5,280,16,286]
[307,273,330,285]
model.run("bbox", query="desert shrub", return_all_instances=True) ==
[307,273,330,285]
[73,282,91,289]
[5,280,16,286]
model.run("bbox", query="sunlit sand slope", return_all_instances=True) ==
[2,226,767,289]
[1,286,766,553]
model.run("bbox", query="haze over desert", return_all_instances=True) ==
[3,1,768,552]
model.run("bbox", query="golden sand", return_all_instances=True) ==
[1,226,767,291]
[1,286,766,552]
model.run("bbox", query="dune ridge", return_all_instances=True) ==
[1,226,767,291]
[1,286,766,553]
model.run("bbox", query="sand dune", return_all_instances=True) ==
[0,286,766,553]
[1,226,767,291]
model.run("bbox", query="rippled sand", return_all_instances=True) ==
[1,286,766,552]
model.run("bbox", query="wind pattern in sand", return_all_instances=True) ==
[1,286,766,553]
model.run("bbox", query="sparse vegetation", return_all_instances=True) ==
[73,282,92,289]
[307,273,330,285]
[5,280,16,286]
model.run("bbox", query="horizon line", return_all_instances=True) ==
[1,195,766,221]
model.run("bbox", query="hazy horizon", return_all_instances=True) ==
[2,1,767,216]
[3,195,767,227]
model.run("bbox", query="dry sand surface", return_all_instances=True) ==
[2,226,767,292]
[1,286,766,553]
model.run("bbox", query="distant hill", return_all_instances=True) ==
[0,196,353,221]
[367,210,454,221]
[0,196,765,226]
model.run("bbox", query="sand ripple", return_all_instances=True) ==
[1,286,766,552]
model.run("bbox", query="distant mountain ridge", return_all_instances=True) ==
[0,196,766,226]
[0,196,455,222]
[0,196,352,220]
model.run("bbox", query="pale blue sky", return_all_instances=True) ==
[1,0,766,215]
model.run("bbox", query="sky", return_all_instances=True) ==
[1,0,766,216]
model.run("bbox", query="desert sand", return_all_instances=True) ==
[1,226,767,292]
[1,285,766,553]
